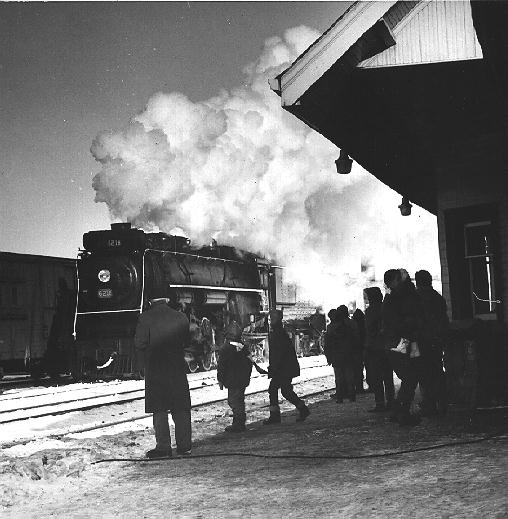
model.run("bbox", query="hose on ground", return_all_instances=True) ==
[92,428,508,464]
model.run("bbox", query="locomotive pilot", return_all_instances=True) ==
[134,298,192,458]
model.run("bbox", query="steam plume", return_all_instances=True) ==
[91,26,439,309]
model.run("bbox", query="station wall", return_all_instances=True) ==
[436,158,508,325]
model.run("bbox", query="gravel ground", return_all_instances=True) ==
[1,373,507,518]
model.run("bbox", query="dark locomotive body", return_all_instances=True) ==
[74,223,292,379]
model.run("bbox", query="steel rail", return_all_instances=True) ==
[0,388,145,416]
[0,373,222,416]
[0,364,328,424]
[0,359,324,403]
[0,376,336,449]
[0,379,127,402]
[0,377,218,422]
[0,369,225,402]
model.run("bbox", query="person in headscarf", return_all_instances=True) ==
[383,269,424,426]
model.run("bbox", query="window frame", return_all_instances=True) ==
[463,220,497,320]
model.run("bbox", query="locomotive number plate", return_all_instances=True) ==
[98,288,113,299]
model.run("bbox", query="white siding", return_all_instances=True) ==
[359,1,483,69]
[278,1,397,106]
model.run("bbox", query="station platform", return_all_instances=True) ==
[24,372,507,519]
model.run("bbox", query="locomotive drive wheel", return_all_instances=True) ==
[186,359,200,373]
[200,351,216,371]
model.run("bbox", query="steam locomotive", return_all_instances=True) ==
[73,223,295,379]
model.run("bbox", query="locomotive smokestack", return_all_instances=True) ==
[111,223,132,231]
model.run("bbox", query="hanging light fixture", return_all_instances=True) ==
[335,149,353,174]
[398,197,413,216]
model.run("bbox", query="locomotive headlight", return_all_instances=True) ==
[98,269,111,283]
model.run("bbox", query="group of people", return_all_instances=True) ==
[134,303,310,458]
[217,309,310,432]
[324,268,449,426]
[133,267,447,458]
[381,268,449,425]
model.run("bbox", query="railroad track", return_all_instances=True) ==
[0,361,329,423]
[0,379,128,402]
[0,369,233,406]
[0,374,73,391]
[0,374,220,424]
[51,383,337,439]
[0,362,333,448]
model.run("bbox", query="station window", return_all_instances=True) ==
[464,221,497,319]
[445,203,501,321]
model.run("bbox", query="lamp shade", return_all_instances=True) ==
[335,149,353,174]
[398,197,413,216]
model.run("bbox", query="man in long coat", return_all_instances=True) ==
[263,309,310,424]
[415,269,449,416]
[134,298,191,458]
[324,306,357,403]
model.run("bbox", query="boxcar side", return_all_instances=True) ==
[0,252,76,377]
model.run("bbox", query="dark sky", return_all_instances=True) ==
[0,2,350,258]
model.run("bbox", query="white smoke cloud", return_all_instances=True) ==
[91,26,440,310]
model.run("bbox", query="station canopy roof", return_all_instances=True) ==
[270,1,508,214]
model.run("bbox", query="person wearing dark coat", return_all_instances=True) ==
[134,298,191,458]
[263,309,310,424]
[364,287,394,412]
[415,270,449,416]
[217,321,253,433]
[352,308,366,394]
[309,306,326,353]
[383,269,425,426]
[324,307,357,402]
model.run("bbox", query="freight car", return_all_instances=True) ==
[0,252,76,379]
[73,223,296,379]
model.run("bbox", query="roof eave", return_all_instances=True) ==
[271,0,397,107]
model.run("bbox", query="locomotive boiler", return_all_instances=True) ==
[73,223,295,379]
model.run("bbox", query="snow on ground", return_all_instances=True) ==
[0,356,329,446]
[0,361,336,516]
[2,355,505,518]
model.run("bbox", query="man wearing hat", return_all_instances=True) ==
[134,298,192,458]
[263,309,310,424]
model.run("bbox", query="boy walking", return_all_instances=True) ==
[217,321,253,432]
[263,309,310,424]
